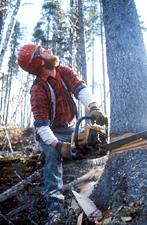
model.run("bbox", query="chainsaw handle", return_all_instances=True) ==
[74,116,95,151]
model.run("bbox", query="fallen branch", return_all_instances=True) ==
[0,212,14,225]
[6,202,32,219]
[0,168,43,203]
[0,166,103,203]
[5,167,104,219]
[63,167,103,192]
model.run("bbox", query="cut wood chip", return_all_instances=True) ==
[102,217,112,224]
[121,216,132,222]
[77,211,83,225]
[72,190,103,221]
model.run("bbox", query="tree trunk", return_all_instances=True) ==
[90,2,147,224]
[100,0,106,114]
[0,0,8,42]
[0,0,22,72]
[69,0,74,68]
[0,73,4,124]
[5,71,12,125]
[3,74,8,122]
[102,0,147,134]
[90,148,147,224]
[78,0,89,121]
[92,33,94,95]
[78,0,87,84]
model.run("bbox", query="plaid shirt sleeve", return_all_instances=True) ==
[57,66,86,94]
[31,84,50,121]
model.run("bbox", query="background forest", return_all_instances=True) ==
[0,0,146,131]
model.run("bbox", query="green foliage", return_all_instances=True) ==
[33,0,69,63]
[84,0,101,44]
[33,21,46,45]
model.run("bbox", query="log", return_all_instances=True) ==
[0,168,43,203]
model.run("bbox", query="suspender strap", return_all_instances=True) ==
[46,82,56,126]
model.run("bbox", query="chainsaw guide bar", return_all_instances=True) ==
[71,117,147,160]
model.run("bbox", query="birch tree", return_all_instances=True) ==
[0,0,22,73]
[0,0,9,40]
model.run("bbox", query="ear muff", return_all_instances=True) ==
[27,57,42,75]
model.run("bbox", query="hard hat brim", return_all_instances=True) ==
[36,40,42,49]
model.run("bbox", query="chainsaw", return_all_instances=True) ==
[70,116,147,159]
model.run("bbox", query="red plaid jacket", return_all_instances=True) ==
[31,66,86,128]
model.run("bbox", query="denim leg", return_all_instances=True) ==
[40,125,75,214]
[40,139,64,214]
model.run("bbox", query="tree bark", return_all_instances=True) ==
[78,0,87,84]
[102,0,147,134]
[90,149,147,222]
[69,0,74,68]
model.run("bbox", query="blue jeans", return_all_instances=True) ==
[40,125,75,214]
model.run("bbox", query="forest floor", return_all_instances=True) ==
[0,127,107,225]
[1,127,146,225]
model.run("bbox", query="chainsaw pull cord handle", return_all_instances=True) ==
[74,116,95,151]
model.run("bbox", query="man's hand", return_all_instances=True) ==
[55,142,71,158]
[90,106,108,126]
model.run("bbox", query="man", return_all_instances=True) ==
[17,41,108,224]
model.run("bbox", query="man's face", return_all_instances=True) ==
[39,47,59,70]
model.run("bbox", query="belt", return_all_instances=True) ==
[53,122,75,128]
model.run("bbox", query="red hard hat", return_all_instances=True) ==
[17,41,42,75]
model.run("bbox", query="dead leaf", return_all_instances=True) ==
[129,197,144,208]
[140,197,144,204]
[94,221,101,224]
[103,208,111,217]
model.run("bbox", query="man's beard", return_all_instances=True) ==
[43,55,59,70]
